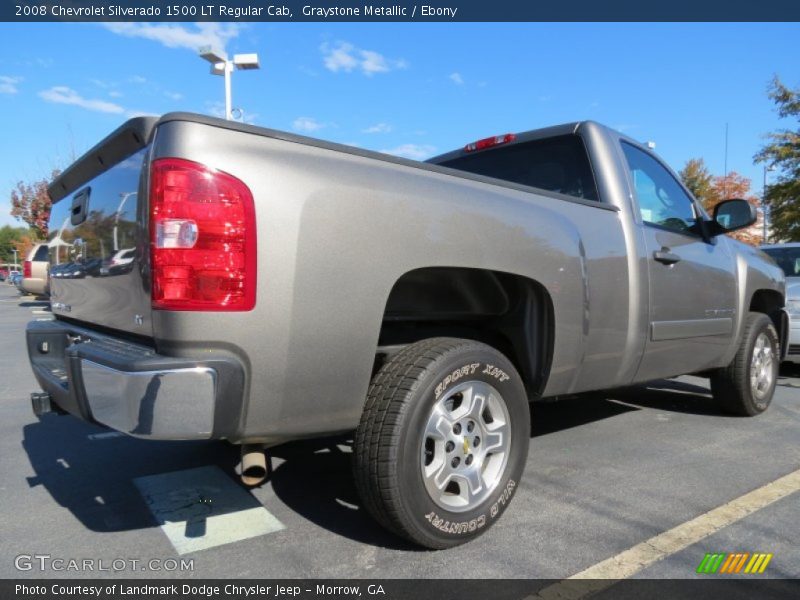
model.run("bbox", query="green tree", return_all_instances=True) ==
[755,77,800,242]
[9,170,59,238]
[679,158,714,205]
[0,224,31,266]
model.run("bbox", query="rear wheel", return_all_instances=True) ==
[353,338,530,549]
[710,312,779,416]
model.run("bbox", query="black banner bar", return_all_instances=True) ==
[5,0,800,23]
[5,579,800,600]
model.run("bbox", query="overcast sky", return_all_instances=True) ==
[0,22,798,227]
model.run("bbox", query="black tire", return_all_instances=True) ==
[710,312,779,416]
[353,337,530,549]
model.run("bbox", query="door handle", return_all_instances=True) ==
[70,187,90,226]
[653,248,681,265]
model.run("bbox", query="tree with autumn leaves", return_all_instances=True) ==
[1,170,59,268]
[679,77,799,246]
[10,169,59,239]
[679,159,763,245]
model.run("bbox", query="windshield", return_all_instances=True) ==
[762,246,800,277]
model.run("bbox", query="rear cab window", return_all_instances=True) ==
[432,134,600,202]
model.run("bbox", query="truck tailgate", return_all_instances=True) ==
[47,119,155,337]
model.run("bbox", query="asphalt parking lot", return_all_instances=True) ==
[1,283,799,582]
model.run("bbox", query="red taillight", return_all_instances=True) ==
[464,133,516,153]
[149,157,256,311]
[23,261,32,278]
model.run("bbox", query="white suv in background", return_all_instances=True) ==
[21,243,49,297]
[761,243,800,364]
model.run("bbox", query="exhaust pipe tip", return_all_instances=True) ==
[31,392,52,417]
[240,444,269,486]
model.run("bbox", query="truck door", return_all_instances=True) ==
[620,142,738,382]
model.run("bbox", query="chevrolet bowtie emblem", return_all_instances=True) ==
[463,438,470,455]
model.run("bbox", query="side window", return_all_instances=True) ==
[621,142,698,234]
[33,245,49,261]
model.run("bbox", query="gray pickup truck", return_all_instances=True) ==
[27,113,786,549]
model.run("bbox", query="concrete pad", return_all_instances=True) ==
[134,465,284,555]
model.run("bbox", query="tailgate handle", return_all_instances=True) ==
[70,187,90,226]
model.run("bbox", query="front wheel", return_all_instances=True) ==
[353,338,530,549]
[710,312,779,416]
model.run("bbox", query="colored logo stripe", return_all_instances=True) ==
[745,553,773,574]
[719,553,749,573]
[697,553,773,574]
[697,553,725,573]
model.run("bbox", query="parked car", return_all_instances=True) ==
[27,114,787,549]
[9,272,22,288]
[49,263,70,279]
[7,269,20,284]
[21,243,50,296]
[99,248,135,276]
[761,243,800,363]
[14,272,25,292]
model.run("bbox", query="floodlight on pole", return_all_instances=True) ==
[198,46,260,121]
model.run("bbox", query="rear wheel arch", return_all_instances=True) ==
[375,267,555,398]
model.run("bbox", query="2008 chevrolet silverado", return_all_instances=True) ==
[27,113,787,548]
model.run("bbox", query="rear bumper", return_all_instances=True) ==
[26,318,246,440]
[21,277,47,296]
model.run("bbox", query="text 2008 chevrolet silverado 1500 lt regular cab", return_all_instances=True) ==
[27,113,787,548]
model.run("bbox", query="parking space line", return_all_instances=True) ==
[530,468,800,599]
[134,465,284,555]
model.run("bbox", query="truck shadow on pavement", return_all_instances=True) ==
[778,363,800,388]
[20,376,754,547]
[267,438,421,550]
[268,378,727,546]
[602,378,726,416]
[531,377,725,436]
[22,415,238,533]
[18,298,50,308]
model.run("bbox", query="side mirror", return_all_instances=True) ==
[708,199,757,236]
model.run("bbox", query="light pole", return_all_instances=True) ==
[762,165,775,243]
[114,191,137,252]
[198,46,260,121]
